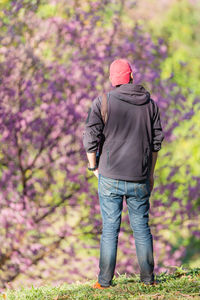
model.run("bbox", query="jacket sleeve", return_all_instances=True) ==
[83,96,104,153]
[151,101,165,152]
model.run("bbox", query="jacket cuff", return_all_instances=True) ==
[86,149,97,153]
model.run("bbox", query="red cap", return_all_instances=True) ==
[109,59,132,87]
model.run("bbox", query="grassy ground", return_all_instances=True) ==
[0,267,199,300]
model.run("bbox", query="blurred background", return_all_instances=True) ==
[0,0,199,292]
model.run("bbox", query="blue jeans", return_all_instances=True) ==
[98,174,154,287]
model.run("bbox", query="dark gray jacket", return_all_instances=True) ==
[83,83,164,181]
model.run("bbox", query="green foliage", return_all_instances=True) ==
[159,0,200,94]
[1,267,199,299]
[37,3,58,18]
[0,0,10,9]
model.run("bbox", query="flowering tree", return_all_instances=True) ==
[0,0,199,290]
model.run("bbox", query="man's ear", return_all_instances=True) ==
[129,72,133,83]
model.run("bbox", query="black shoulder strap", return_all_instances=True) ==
[101,93,108,124]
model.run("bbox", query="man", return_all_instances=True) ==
[83,59,164,289]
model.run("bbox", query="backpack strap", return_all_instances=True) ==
[101,93,108,124]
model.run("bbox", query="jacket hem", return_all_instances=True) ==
[98,170,148,182]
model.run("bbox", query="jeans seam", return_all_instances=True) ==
[125,181,127,195]
[116,179,119,194]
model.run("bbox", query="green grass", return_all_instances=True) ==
[1,267,200,299]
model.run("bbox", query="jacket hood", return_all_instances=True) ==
[111,83,150,105]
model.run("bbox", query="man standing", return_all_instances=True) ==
[83,59,164,289]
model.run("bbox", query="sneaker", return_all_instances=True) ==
[92,281,110,289]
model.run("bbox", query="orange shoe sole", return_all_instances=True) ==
[92,281,110,289]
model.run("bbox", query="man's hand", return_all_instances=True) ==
[86,152,99,178]
[149,175,154,192]
[93,168,99,178]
